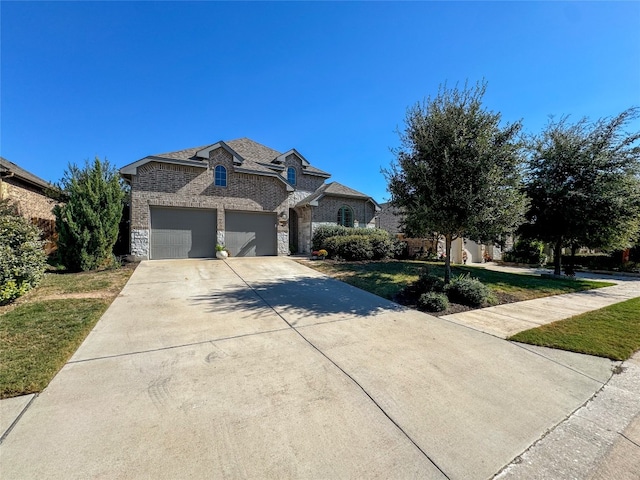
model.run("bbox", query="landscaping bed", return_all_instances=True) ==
[302,259,614,316]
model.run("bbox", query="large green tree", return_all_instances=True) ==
[522,108,640,275]
[53,157,125,271]
[384,81,527,283]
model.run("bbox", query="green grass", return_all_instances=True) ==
[33,268,133,297]
[509,297,640,360]
[0,265,135,398]
[305,260,613,302]
[0,299,109,397]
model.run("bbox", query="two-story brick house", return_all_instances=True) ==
[120,138,380,259]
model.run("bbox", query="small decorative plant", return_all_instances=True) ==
[318,249,328,259]
[215,244,225,252]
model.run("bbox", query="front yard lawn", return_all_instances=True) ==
[303,260,614,315]
[509,297,640,360]
[0,265,136,398]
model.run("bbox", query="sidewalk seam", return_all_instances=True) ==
[0,394,38,445]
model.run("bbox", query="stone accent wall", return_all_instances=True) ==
[131,229,149,258]
[298,206,313,253]
[0,178,57,221]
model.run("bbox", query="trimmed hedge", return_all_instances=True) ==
[560,253,638,272]
[314,226,399,261]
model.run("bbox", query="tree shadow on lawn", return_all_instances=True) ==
[189,274,406,323]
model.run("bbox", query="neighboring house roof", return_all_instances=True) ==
[120,138,330,188]
[297,181,381,210]
[0,156,52,191]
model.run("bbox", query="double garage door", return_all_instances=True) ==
[150,207,276,259]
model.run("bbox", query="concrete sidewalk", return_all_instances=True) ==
[441,263,640,338]
[442,263,640,478]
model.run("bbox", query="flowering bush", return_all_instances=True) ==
[318,249,328,258]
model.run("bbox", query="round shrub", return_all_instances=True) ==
[0,201,47,305]
[417,292,449,312]
[416,273,445,293]
[445,274,495,307]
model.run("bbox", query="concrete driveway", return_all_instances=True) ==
[0,258,615,479]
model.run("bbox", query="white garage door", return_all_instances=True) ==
[225,211,277,257]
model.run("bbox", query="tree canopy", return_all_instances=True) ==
[522,108,640,274]
[53,157,125,271]
[384,81,527,282]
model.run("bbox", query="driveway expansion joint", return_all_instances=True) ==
[67,327,291,364]
[222,260,452,480]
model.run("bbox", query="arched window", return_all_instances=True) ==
[287,167,296,186]
[337,205,354,227]
[214,165,227,187]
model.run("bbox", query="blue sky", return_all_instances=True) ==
[2,1,639,202]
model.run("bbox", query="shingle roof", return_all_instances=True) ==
[297,181,380,208]
[152,146,208,161]
[148,138,331,178]
[226,138,281,164]
[0,156,52,190]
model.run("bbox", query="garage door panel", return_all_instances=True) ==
[226,211,276,257]
[150,207,217,259]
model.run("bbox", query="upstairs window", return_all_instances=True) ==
[214,165,227,187]
[287,167,296,186]
[337,205,354,227]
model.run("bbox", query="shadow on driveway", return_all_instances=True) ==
[189,274,406,323]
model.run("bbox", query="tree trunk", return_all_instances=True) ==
[554,238,563,275]
[444,234,452,284]
[566,244,577,276]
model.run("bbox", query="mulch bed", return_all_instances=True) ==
[394,284,519,317]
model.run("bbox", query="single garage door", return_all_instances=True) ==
[150,207,217,259]
[225,211,277,257]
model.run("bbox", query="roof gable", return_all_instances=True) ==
[297,182,381,210]
[120,137,330,189]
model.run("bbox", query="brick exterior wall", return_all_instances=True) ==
[279,153,326,192]
[130,147,327,259]
[312,196,376,228]
[376,202,402,234]
[0,177,57,221]
[128,146,378,259]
